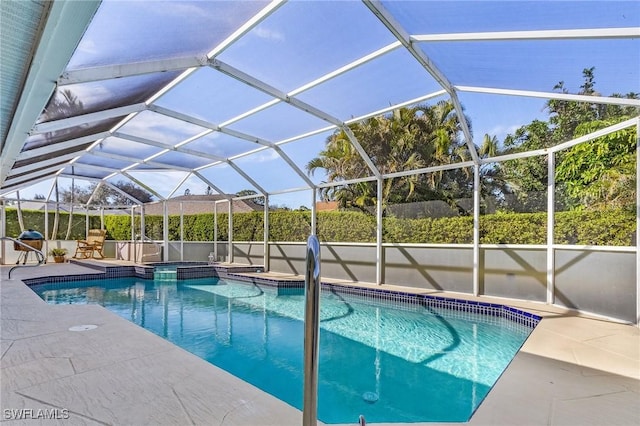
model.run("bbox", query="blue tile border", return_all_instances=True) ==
[321,283,541,329]
[22,264,540,330]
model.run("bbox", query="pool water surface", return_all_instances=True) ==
[33,277,535,423]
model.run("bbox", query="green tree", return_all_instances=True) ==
[556,120,636,209]
[236,189,264,206]
[494,68,638,212]
[307,101,471,215]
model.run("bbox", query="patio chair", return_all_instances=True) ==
[73,229,106,259]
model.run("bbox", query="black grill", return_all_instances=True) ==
[14,230,44,264]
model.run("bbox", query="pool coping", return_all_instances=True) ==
[2,261,638,425]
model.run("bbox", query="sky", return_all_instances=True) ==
[6,0,640,208]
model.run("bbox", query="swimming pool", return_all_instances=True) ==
[33,276,537,423]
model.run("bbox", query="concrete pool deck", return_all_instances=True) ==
[1,261,638,425]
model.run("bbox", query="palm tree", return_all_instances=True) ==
[307,101,472,214]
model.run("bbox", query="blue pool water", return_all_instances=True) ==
[33,277,534,423]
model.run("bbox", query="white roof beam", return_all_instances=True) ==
[550,117,639,153]
[276,126,336,146]
[193,161,224,171]
[384,161,476,180]
[272,90,448,147]
[271,146,316,188]
[481,149,550,164]
[16,131,111,161]
[137,1,286,108]
[70,163,121,174]
[91,150,146,165]
[218,100,281,128]
[113,132,175,150]
[31,103,146,134]
[176,147,226,162]
[148,105,219,130]
[268,186,313,196]
[227,161,267,195]
[456,86,640,106]
[345,90,449,125]
[195,123,318,185]
[0,174,57,197]
[4,165,65,187]
[217,42,401,128]
[10,152,80,175]
[220,127,274,149]
[121,172,165,200]
[58,56,207,85]
[211,59,381,178]
[102,180,143,205]
[85,181,103,206]
[288,41,402,96]
[167,173,193,199]
[57,173,102,184]
[191,171,227,197]
[228,146,270,162]
[411,28,640,43]
[316,175,377,189]
[206,0,287,58]
[363,0,480,165]
[114,131,227,162]
[0,0,101,184]
[144,158,192,172]
[174,129,215,149]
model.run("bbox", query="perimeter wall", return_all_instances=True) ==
[233,241,637,324]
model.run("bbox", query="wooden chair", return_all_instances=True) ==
[73,229,106,259]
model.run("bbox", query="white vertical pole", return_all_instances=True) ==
[263,195,269,270]
[131,206,135,262]
[547,152,556,305]
[180,202,184,262]
[473,164,480,296]
[311,188,317,235]
[163,201,169,262]
[214,201,218,261]
[44,201,49,261]
[100,207,104,230]
[376,177,383,285]
[85,210,89,238]
[140,205,145,263]
[140,205,145,240]
[228,200,233,264]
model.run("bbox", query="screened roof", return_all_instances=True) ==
[1,0,639,205]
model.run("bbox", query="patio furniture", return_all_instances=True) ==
[73,229,106,259]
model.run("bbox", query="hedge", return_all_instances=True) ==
[3,207,635,246]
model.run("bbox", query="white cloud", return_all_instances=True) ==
[253,27,285,42]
